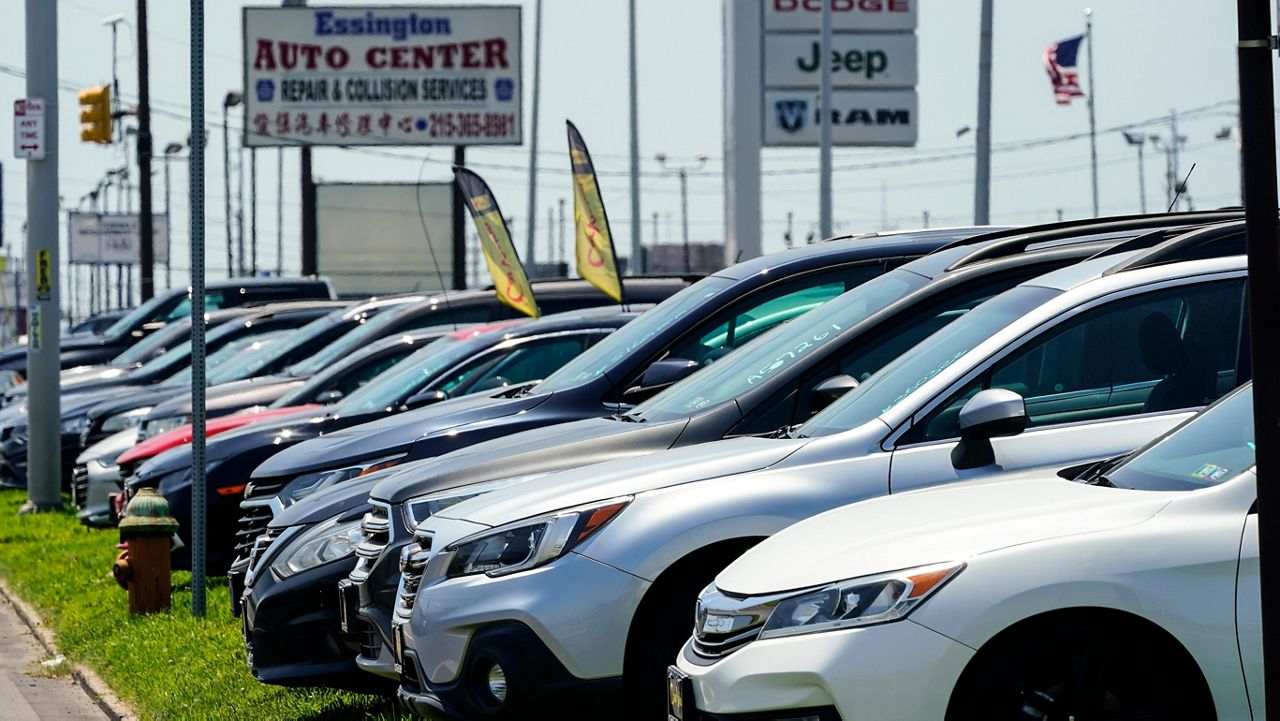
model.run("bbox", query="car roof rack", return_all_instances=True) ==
[1102,220,1247,275]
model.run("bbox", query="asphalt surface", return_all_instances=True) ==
[0,593,106,720]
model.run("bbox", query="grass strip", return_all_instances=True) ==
[0,489,405,720]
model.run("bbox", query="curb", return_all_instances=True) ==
[0,579,136,721]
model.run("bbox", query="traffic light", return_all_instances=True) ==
[78,86,112,144]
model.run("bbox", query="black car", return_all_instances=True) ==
[236,209,1249,693]
[0,276,335,374]
[128,307,648,574]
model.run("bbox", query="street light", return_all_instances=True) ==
[1121,131,1147,214]
[655,153,708,274]
[222,91,243,279]
[163,142,184,289]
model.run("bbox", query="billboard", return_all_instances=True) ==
[243,5,522,147]
[315,182,454,296]
[67,213,170,265]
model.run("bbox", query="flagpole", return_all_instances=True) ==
[1085,8,1099,217]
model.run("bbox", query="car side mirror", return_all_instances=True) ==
[315,389,344,404]
[951,388,1028,470]
[404,389,448,410]
[639,358,699,390]
[810,374,859,413]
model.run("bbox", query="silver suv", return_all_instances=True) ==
[395,225,1251,719]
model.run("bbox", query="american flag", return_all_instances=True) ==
[1044,35,1086,106]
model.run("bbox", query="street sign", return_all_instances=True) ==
[764,32,917,88]
[242,5,523,147]
[13,98,46,160]
[67,213,171,264]
[34,249,50,301]
[764,88,917,146]
[763,0,917,32]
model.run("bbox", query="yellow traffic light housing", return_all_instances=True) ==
[78,86,112,144]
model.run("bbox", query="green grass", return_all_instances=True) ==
[0,489,407,720]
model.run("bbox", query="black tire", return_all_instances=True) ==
[946,614,1216,721]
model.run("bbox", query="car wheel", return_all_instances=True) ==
[946,614,1215,721]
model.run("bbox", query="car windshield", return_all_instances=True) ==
[164,331,291,387]
[110,320,190,366]
[234,312,343,378]
[334,333,482,415]
[535,276,736,393]
[1106,385,1254,491]
[632,271,926,421]
[802,285,1061,437]
[100,288,179,339]
[134,320,246,379]
[287,307,410,377]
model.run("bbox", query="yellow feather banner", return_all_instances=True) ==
[567,120,625,303]
[453,167,539,318]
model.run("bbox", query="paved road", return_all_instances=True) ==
[0,594,107,720]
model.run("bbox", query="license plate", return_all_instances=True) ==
[667,665,694,721]
[337,580,357,635]
[392,623,406,674]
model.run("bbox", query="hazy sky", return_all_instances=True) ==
[0,0,1265,304]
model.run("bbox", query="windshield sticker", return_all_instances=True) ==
[880,348,969,414]
[1190,463,1231,482]
[744,324,843,387]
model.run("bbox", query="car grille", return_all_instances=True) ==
[358,618,381,659]
[245,527,283,576]
[690,624,765,659]
[71,464,90,510]
[400,651,423,695]
[244,477,288,499]
[351,502,392,582]
[690,588,787,661]
[393,530,433,620]
[234,501,277,561]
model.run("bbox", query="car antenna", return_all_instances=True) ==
[1167,163,1197,213]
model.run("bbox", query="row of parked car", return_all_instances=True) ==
[12,208,1263,720]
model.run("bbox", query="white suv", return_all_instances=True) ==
[676,383,1258,721]
[395,227,1251,719]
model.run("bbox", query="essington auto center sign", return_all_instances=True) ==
[242,5,522,147]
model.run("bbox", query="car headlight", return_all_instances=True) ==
[270,515,363,578]
[444,497,631,579]
[402,474,551,529]
[60,416,89,435]
[141,414,189,440]
[755,562,964,640]
[102,407,154,433]
[279,454,405,504]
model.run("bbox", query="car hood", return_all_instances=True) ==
[75,427,139,466]
[133,408,331,480]
[715,477,1173,596]
[87,385,186,421]
[146,376,300,419]
[377,416,689,504]
[118,404,324,466]
[436,435,806,528]
[253,390,552,479]
[65,386,152,418]
[269,459,440,528]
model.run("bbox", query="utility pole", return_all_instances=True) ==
[922,210,930,229]
[627,0,641,274]
[818,0,833,239]
[276,147,283,274]
[282,0,315,277]
[1084,9,1099,218]
[250,148,257,274]
[974,0,993,225]
[136,0,155,300]
[451,146,466,289]
[188,0,209,616]
[22,0,61,512]
[785,211,794,249]
[546,206,554,271]
[656,154,707,275]
[222,92,240,278]
[1235,2,1280,719]
[163,142,181,289]
[1122,131,1148,213]
[237,138,245,274]
[1170,109,1182,210]
[558,197,566,272]
[525,0,542,275]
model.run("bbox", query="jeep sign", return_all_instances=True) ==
[764,32,917,88]
[763,89,917,146]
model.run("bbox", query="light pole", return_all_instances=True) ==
[163,142,184,289]
[222,91,242,279]
[656,153,708,274]
[1121,131,1147,214]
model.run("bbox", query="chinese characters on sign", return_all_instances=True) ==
[243,6,522,147]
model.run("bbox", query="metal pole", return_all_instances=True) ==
[546,206,554,269]
[188,0,208,616]
[627,0,641,273]
[237,140,245,275]
[558,197,566,271]
[451,146,467,289]
[223,104,233,277]
[250,147,257,274]
[1236,1,1280,717]
[974,0,993,225]
[1085,10,1099,217]
[1137,142,1147,214]
[136,0,155,301]
[524,0,542,275]
[1171,109,1182,210]
[276,147,283,274]
[163,154,172,287]
[22,0,61,512]
[300,147,316,276]
[680,169,690,273]
[818,0,833,238]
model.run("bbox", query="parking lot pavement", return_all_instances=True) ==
[0,594,106,720]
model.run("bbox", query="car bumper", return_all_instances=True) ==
[673,619,972,721]
[241,555,391,693]
[75,457,121,527]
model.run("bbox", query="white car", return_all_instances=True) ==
[675,383,1259,721]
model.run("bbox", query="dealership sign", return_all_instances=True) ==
[242,5,522,147]
[764,0,917,32]
[68,213,170,265]
[764,32,916,88]
[764,89,916,146]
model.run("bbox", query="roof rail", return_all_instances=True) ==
[1102,220,1247,275]
[930,209,1246,258]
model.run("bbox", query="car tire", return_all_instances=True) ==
[946,613,1216,721]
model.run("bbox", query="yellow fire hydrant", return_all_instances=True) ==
[113,487,179,615]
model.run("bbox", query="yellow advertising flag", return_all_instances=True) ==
[453,167,539,318]
[566,121,625,303]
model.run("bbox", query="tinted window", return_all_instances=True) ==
[163,292,228,321]
[915,279,1245,442]
[439,335,596,396]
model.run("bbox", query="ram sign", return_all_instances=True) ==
[242,5,522,147]
[764,88,916,146]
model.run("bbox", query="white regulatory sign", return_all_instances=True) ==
[243,5,523,147]
[764,32,917,88]
[764,88,917,147]
[13,98,45,160]
[763,0,917,32]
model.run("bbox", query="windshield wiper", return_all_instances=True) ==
[1087,475,1118,488]
[612,411,645,423]
[766,424,802,439]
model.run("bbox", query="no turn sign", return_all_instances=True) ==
[14,98,46,160]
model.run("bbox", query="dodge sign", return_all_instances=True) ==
[242,5,522,147]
